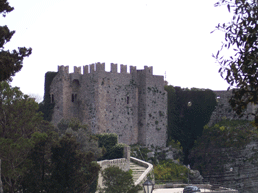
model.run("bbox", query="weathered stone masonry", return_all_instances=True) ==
[48,63,167,147]
[208,90,256,126]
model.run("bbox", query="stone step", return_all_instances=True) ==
[130,162,147,183]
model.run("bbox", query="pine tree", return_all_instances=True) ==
[0,0,32,82]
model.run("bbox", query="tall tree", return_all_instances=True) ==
[20,130,58,193]
[0,81,48,192]
[0,0,32,82]
[213,0,258,120]
[49,133,100,193]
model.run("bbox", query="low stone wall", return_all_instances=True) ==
[97,158,130,191]
[130,156,154,186]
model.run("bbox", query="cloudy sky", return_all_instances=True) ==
[3,0,233,102]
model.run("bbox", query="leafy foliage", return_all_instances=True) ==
[98,166,142,193]
[107,143,126,160]
[0,82,53,192]
[213,0,258,120]
[0,0,32,82]
[0,0,13,17]
[154,160,188,183]
[97,133,126,160]
[50,133,100,192]
[97,133,118,150]
[165,85,217,164]
[63,120,103,160]
[20,130,58,192]
[38,72,57,121]
[21,133,100,193]
[0,83,100,192]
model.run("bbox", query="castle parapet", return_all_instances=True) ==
[130,66,137,74]
[144,66,153,75]
[83,65,88,74]
[58,64,155,76]
[121,64,127,73]
[90,63,95,73]
[58,65,69,73]
[111,63,117,73]
[74,66,81,74]
[96,62,105,72]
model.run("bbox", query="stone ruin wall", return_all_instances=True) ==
[49,63,167,147]
[208,90,256,126]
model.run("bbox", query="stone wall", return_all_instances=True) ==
[208,90,255,126]
[199,140,258,193]
[48,63,167,147]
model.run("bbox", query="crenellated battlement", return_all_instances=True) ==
[74,66,81,74]
[58,65,69,73]
[111,63,117,73]
[120,64,128,73]
[130,66,137,74]
[144,66,153,75]
[96,62,105,72]
[58,63,155,76]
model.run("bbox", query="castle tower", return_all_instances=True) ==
[48,63,167,147]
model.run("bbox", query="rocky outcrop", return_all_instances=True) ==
[189,169,203,184]
[192,140,258,193]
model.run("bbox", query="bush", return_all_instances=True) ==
[154,160,188,183]
[106,143,126,160]
[98,166,142,193]
[97,133,127,160]
[97,133,118,150]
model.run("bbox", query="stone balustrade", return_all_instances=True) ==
[130,156,154,186]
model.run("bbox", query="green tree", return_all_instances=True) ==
[49,133,100,193]
[0,0,32,82]
[20,130,58,192]
[99,166,142,193]
[0,82,48,192]
[213,0,258,120]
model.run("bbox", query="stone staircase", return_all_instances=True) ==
[130,161,148,183]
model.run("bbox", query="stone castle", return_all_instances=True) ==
[48,63,167,147]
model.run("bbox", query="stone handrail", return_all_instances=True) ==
[130,157,154,186]
[98,158,129,169]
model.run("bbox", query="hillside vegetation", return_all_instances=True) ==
[165,85,217,164]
